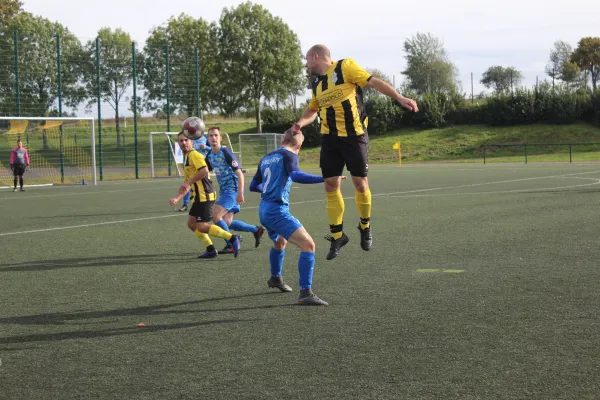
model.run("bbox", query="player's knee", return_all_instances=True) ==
[352,176,369,192]
[213,215,222,223]
[187,221,196,231]
[274,238,287,251]
[196,222,210,233]
[301,237,315,253]
[324,178,340,192]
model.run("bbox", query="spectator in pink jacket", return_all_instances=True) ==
[10,138,29,192]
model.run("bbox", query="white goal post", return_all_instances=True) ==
[149,131,237,178]
[238,133,285,169]
[0,116,97,187]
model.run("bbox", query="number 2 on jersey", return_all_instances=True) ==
[262,167,271,193]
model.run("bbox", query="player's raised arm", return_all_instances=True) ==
[366,77,419,112]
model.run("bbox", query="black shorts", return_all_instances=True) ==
[320,134,369,178]
[12,165,26,176]
[189,201,214,223]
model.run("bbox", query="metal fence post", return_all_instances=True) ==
[524,144,528,164]
[165,45,171,132]
[96,37,103,181]
[195,48,200,117]
[132,42,139,179]
[569,144,572,164]
[13,31,20,116]
[57,33,65,183]
[484,148,486,164]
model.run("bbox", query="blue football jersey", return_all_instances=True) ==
[206,147,240,193]
[192,136,210,156]
[254,148,299,205]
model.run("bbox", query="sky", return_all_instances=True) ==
[19,0,600,116]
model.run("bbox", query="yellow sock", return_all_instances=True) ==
[208,224,233,241]
[326,190,345,240]
[195,230,213,247]
[355,188,371,229]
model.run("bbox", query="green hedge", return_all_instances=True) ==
[261,85,600,145]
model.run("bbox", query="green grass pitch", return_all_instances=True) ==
[1,164,600,399]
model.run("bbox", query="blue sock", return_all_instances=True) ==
[270,248,285,277]
[183,191,190,206]
[216,220,231,246]
[298,252,315,290]
[229,220,258,233]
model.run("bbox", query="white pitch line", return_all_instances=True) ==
[0,185,174,201]
[378,178,600,200]
[2,172,600,237]
[371,169,600,198]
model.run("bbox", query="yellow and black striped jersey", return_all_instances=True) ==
[308,58,372,137]
[184,149,216,202]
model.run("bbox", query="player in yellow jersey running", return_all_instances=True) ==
[292,44,418,260]
[170,132,242,258]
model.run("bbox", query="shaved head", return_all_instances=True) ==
[305,44,332,75]
[307,44,331,59]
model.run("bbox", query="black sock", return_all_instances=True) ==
[14,177,17,188]
[19,178,23,189]
[207,245,216,253]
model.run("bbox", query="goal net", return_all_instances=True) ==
[0,117,96,187]
[238,133,285,169]
[149,131,238,178]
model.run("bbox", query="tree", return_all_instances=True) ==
[362,68,393,101]
[480,66,522,93]
[546,40,573,85]
[139,13,218,121]
[402,32,459,94]
[0,12,86,119]
[83,28,135,147]
[571,37,600,91]
[216,1,304,132]
[0,0,22,25]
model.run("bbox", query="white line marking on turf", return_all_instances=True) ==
[379,178,600,199]
[0,186,174,201]
[2,172,600,237]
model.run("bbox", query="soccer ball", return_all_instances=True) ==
[182,117,205,140]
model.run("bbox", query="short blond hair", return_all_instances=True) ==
[282,129,304,147]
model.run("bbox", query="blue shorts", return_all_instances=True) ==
[216,191,240,214]
[259,201,303,242]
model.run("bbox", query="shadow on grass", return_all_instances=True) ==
[0,253,243,272]
[0,319,256,345]
[0,292,290,327]
[0,292,298,345]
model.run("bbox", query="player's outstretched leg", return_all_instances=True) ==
[287,227,328,306]
[266,235,293,292]
[206,224,241,257]
[325,178,349,260]
[354,177,372,251]
[230,219,264,248]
